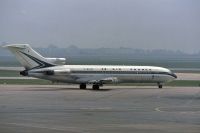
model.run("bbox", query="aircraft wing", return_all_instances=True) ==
[76,76,118,84]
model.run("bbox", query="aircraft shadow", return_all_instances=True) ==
[20,86,113,91]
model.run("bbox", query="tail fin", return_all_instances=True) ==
[3,44,56,70]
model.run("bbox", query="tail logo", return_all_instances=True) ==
[20,51,55,69]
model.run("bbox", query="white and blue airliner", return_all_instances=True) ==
[4,44,177,89]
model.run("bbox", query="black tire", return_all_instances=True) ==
[158,84,163,89]
[80,83,86,89]
[92,84,99,90]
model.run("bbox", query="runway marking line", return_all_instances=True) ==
[155,107,163,112]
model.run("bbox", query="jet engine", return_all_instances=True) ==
[44,69,71,75]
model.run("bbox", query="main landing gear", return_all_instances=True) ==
[157,83,163,89]
[92,84,100,90]
[80,83,86,89]
[79,83,100,90]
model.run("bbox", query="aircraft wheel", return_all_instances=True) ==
[93,84,99,90]
[80,83,86,89]
[158,84,163,89]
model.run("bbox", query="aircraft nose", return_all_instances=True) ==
[171,73,177,79]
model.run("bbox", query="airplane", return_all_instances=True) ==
[3,44,177,90]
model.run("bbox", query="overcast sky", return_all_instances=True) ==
[0,0,200,53]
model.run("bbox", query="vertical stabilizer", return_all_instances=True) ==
[3,44,55,70]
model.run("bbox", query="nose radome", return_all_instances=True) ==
[172,73,177,79]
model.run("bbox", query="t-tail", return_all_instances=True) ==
[3,44,66,70]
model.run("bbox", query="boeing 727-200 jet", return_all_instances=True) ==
[4,44,177,89]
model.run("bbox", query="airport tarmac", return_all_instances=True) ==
[1,72,200,81]
[0,85,200,133]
